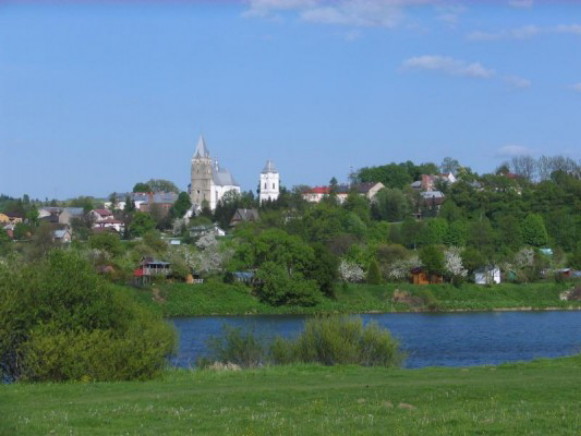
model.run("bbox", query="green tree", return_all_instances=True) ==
[0,250,175,382]
[521,214,548,247]
[366,259,382,284]
[129,212,157,238]
[420,218,448,245]
[146,179,180,193]
[133,182,152,193]
[88,232,123,257]
[169,192,192,220]
[372,188,411,222]
[419,245,445,276]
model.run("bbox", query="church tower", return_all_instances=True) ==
[259,160,280,204]
[190,136,213,209]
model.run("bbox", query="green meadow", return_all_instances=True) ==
[132,280,580,317]
[2,354,581,435]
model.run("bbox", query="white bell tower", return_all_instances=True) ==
[259,160,280,204]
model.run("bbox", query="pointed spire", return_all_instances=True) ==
[262,160,278,173]
[194,135,210,159]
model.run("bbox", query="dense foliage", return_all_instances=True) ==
[199,316,403,368]
[0,250,175,382]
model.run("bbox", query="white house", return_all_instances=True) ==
[474,266,502,285]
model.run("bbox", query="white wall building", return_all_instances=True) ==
[259,160,280,204]
[190,136,240,211]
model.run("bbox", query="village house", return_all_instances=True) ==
[302,182,385,204]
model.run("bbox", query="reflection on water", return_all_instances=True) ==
[170,311,581,369]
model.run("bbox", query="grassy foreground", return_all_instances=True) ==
[2,355,581,435]
[132,280,580,317]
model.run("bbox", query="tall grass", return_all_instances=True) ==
[199,316,404,369]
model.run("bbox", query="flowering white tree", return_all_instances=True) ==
[514,247,535,268]
[444,247,467,278]
[386,255,421,281]
[338,259,365,283]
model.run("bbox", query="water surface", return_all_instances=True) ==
[171,311,581,368]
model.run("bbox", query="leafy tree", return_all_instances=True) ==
[306,243,339,298]
[371,188,411,222]
[255,262,321,307]
[440,157,461,175]
[133,182,152,193]
[366,259,382,284]
[420,218,448,245]
[0,250,175,381]
[169,192,192,220]
[146,179,180,193]
[129,211,156,237]
[401,217,424,249]
[88,232,123,257]
[521,214,548,247]
[419,245,445,276]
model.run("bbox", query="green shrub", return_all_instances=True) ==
[0,250,176,382]
[199,325,266,368]
[272,316,403,367]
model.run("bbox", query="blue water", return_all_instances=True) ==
[170,311,581,369]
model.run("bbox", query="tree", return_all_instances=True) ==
[0,250,175,382]
[133,182,152,193]
[169,192,192,220]
[419,245,445,276]
[420,218,448,245]
[440,157,461,175]
[146,179,180,193]
[521,214,548,247]
[255,262,321,307]
[129,212,156,238]
[511,155,536,182]
[366,259,382,284]
[372,188,411,222]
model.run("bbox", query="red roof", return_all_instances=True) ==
[307,186,330,194]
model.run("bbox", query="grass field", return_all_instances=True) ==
[2,354,581,435]
[131,280,581,317]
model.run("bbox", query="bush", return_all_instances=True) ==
[0,250,176,382]
[198,325,266,369]
[272,316,403,367]
[199,316,404,369]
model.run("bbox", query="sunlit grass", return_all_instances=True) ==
[2,354,581,435]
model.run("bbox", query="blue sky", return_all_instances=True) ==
[1,0,580,200]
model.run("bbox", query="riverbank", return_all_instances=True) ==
[3,354,581,435]
[131,280,581,317]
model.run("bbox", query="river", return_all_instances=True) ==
[170,311,581,369]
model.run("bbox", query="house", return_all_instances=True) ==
[92,219,125,234]
[230,208,260,227]
[136,192,178,216]
[89,208,114,222]
[134,257,171,277]
[39,207,61,224]
[302,182,385,204]
[302,186,330,203]
[0,213,23,224]
[189,223,226,238]
[59,207,85,226]
[410,267,443,285]
[53,229,72,243]
[474,266,501,285]
[412,173,457,192]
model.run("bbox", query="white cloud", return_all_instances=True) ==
[244,0,442,28]
[508,0,533,8]
[401,55,495,78]
[503,75,532,89]
[554,24,581,35]
[468,23,581,42]
[468,25,540,41]
[571,83,581,93]
[436,4,466,26]
[496,145,535,157]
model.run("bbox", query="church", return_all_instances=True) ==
[190,135,280,211]
[190,136,241,210]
